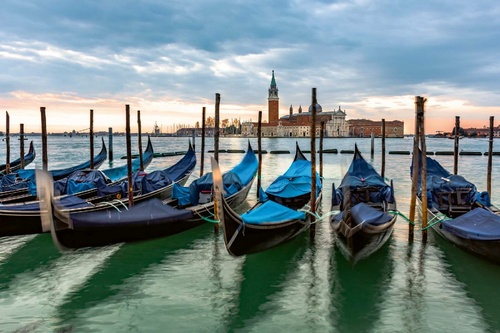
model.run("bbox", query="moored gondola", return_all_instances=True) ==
[412,151,500,265]
[0,140,195,237]
[213,143,322,256]
[0,139,107,201]
[331,144,397,263]
[0,141,36,174]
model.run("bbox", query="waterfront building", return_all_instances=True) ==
[241,71,404,138]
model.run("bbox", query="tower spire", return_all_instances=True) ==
[268,70,279,123]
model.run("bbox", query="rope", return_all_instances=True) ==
[421,213,451,231]
[100,200,129,212]
[387,210,416,226]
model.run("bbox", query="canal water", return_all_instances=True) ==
[1,135,499,332]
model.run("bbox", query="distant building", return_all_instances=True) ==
[348,119,404,138]
[463,126,500,138]
[241,71,404,138]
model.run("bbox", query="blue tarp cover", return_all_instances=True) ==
[53,170,111,195]
[241,199,306,224]
[332,146,394,206]
[265,159,322,198]
[441,208,500,240]
[172,146,257,206]
[350,202,394,227]
[411,152,480,209]
[69,198,193,230]
[1,195,92,212]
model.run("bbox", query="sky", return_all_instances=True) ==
[1,0,500,134]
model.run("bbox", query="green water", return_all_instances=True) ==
[1,136,500,332]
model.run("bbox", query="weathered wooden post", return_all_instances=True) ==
[257,111,262,199]
[320,121,324,183]
[310,88,317,239]
[40,107,48,171]
[453,116,460,175]
[125,105,134,207]
[409,96,424,242]
[90,109,94,169]
[20,124,25,170]
[487,116,494,195]
[200,107,206,177]
[5,111,10,174]
[137,110,144,171]
[108,127,113,163]
[381,119,386,178]
[214,93,220,163]
[214,94,221,232]
[419,103,428,243]
[370,131,375,158]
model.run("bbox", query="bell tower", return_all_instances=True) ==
[268,70,279,123]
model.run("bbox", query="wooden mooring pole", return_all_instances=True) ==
[419,101,428,243]
[487,116,494,195]
[310,88,317,240]
[125,105,134,207]
[214,94,220,232]
[257,111,263,199]
[19,124,25,170]
[214,93,220,163]
[320,121,324,182]
[409,97,423,242]
[381,119,386,178]
[137,110,144,171]
[90,109,94,169]
[453,116,460,175]
[200,107,206,177]
[5,111,10,174]
[108,127,113,163]
[40,107,48,171]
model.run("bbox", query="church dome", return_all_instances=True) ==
[308,103,322,113]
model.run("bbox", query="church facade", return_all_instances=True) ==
[241,71,403,138]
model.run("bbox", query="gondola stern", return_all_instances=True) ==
[35,170,71,252]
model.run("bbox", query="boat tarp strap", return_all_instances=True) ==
[69,198,193,229]
[441,208,500,240]
[241,199,305,224]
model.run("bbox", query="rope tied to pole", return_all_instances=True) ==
[387,210,416,226]
[421,213,451,231]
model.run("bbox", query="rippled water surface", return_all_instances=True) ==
[1,135,500,332]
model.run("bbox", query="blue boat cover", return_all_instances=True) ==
[69,198,193,230]
[1,195,93,212]
[332,146,394,206]
[97,143,196,199]
[172,146,257,206]
[1,140,108,194]
[241,199,306,224]
[350,202,394,227]
[441,208,500,240]
[410,152,480,209]
[265,159,322,199]
[53,170,111,195]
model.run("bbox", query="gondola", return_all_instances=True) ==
[0,141,36,174]
[1,136,154,205]
[0,141,195,237]
[213,143,322,256]
[0,138,107,201]
[331,144,396,263]
[411,151,500,264]
[39,143,256,249]
[165,141,258,224]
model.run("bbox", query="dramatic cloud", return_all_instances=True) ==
[1,0,500,133]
